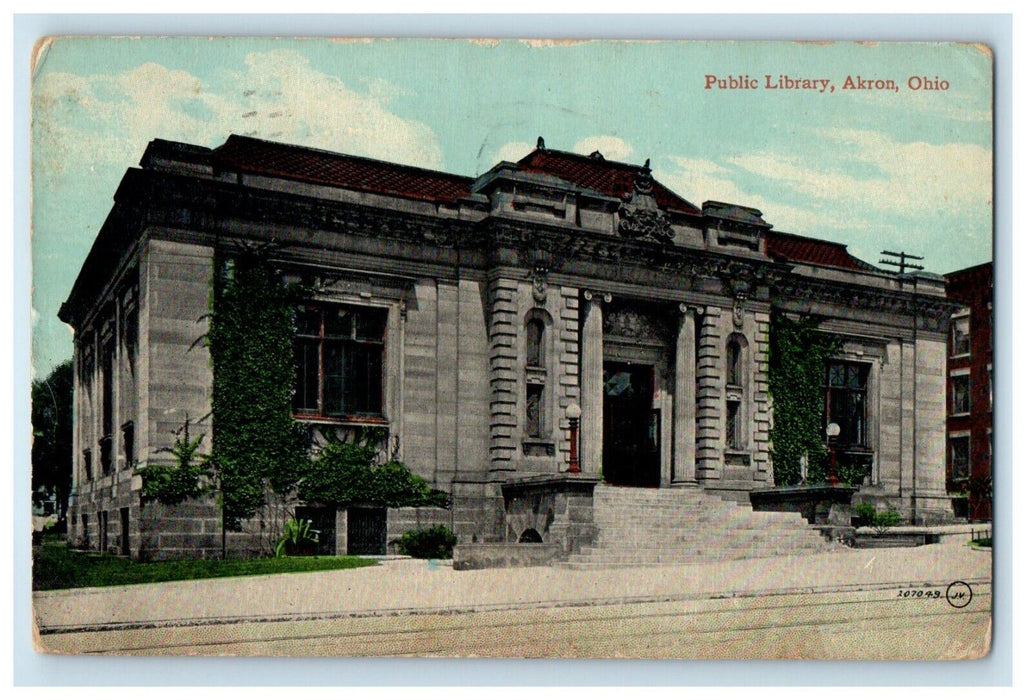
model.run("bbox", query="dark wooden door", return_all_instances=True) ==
[603,362,660,487]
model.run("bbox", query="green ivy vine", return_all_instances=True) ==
[768,312,841,486]
[208,247,310,527]
[206,247,446,531]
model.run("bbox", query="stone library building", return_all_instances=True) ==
[59,135,960,563]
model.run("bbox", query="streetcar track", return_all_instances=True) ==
[36,576,992,636]
[58,587,991,656]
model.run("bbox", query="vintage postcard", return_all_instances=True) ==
[30,36,993,660]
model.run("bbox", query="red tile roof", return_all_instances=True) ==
[213,135,475,204]
[516,149,701,215]
[765,231,878,272]
[210,136,874,273]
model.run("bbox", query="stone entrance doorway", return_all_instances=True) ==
[602,361,660,487]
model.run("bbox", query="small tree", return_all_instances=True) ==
[136,417,212,505]
[31,360,74,521]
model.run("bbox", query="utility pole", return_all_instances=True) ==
[879,250,925,275]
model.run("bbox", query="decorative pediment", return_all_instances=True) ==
[617,160,674,243]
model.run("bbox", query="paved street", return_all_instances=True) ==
[34,537,992,659]
[42,584,991,659]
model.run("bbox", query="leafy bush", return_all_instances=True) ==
[137,418,212,505]
[275,517,318,557]
[394,525,457,559]
[855,502,877,527]
[872,509,902,535]
[298,439,445,509]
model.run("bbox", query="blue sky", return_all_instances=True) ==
[30,38,993,378]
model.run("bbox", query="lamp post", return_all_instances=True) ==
[565,403,582,474]
[826,422,841,486]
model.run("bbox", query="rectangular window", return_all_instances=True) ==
[122,422,135,469]
[80,514,89,548]
[825,361,870,448]
[726,399,743,450]
[952,316,971,356]
[293,305,386,419]
[82,449,93,481]
[526,384,544,438]
[952,374,971,415]
[950,435,971,480]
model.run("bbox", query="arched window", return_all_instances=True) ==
[726,334,746,387]
[526,318,545,367]
[725,334,749,450]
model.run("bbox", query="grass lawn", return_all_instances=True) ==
[33,538,378,591]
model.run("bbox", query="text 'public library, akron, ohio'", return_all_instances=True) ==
[58,134,962,564]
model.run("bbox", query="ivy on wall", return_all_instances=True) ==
[768,312,841,486]
[208,248,310,528]
[206,248,446,530]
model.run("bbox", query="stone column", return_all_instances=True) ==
[695,306,723,482]
[673,303,697,485]
[580,292,604,476]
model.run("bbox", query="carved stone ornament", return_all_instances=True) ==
[617,160,674,243]
[532,269,548,304]
[603,307,669,343]
[733,294,746,328]
[529,249,552,305]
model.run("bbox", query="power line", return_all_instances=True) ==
[879,250,925,275]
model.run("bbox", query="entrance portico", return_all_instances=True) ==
[579,295,699,489]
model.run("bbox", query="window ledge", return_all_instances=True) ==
[951,412,972,418]
[522,439,556,457]
[295,415,389,427]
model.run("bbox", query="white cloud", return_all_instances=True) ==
[573,135,633,161]
[32,49,444,190]
[727,128,991,219]
[493,141,535,164]
[656,157,857,236]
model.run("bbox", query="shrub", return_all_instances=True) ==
[855,502,877,527]
[872,509,902,535]
[275,517,318,557]
[394,525,457,559]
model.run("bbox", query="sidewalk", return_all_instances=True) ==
[33,539,992,634]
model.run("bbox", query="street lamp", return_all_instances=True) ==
[565,403,582,474]
[826,422,841,486]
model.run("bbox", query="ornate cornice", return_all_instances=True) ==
[773,276,959,333]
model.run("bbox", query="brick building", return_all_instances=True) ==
[944,262,994,521]
[59,135,959,560]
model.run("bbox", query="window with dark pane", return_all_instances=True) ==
[951,374,971,415]
[726,339,742,387]
[726,400,743,450]
[526,318,545,367]
[292,304,386,418]
[824,361,870,448]
[950,435,970,479]
[526,384,544,438]
[952,316,971,356]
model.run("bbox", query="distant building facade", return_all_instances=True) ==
[59,135,959,559]
[944,262,994,521]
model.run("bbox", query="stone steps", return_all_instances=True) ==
[556,484,832,568]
